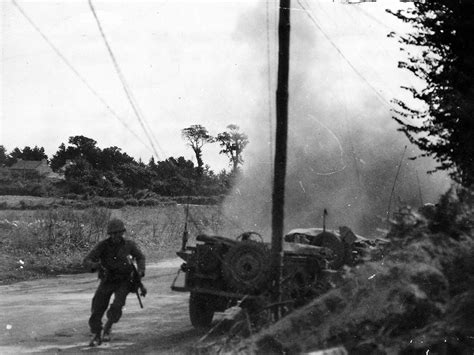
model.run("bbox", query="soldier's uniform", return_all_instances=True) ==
[83,218,145,346]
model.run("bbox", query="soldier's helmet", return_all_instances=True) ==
[107,218,126,234]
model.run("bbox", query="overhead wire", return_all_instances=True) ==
[346,2,422,103]
[296,0,393,109]
[349,2,394,32]
[88,0,197,194]
[10,0,153,153]
[320,1,423,128]
[312,0,421,114]
[123,85,167,159]
[88,0,163,160]
[337,1,402,101]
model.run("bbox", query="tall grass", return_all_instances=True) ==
[0,207,111,281]
[0,204,238,283]
[2,207,110,254]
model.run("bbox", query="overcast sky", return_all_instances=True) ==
[1,0,416,172]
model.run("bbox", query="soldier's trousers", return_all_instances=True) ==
[89,279,130,334]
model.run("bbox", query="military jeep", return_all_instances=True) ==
[171,227,378,328]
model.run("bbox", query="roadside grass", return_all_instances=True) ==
[0,203,239,285]
[0,207,109,284]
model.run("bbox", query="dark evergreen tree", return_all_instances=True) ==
[148,156,157,170]
[8,146,48,165]
[50,143,70,171]
[389,1,474,187]
[0,145,8,167]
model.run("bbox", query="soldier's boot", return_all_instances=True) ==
[102,320,113,342]
[89,332,102,347]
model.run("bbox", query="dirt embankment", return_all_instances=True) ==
[200,187,474,354]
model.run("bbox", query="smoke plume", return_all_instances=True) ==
[221,2,451,239]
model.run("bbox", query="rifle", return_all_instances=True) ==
[181,197,190,251]
[128,257,147,308]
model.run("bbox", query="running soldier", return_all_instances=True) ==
[83,218,146,346]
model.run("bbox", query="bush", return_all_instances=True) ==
[73,202,88,209]
[172,195,222,205]
[139,198,160,207]
[134,189,161,200]
[217,187,474,354]
[28,183,47,197]
[126,198,139,206]
[94,198,108,207]
[107,198,126,209]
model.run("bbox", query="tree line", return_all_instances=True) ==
[0,124,249,198]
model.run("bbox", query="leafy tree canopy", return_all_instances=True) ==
[389,1,474,187]
[99,146,135,171]
[0,145,8,167]
[8,145,48,165]
[50,136,100,171]
[6,132,234,198]
[181,124,214,173]
[216,124,249,173]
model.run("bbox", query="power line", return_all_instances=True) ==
[123,85,167,159]
[349,2,394,32]
[297,0,393,109]
[342,2,421,98]
[88,0,162,160]
[10,0,153,153]
[87,1,195,189]
[310,1,420,113]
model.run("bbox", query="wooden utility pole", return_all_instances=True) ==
[271,0,291,317]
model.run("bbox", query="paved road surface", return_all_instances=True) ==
[0,259,212,354]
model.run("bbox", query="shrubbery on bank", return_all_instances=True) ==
[202,187,474,354]
[0,193,225,211]
[0,163,230,210]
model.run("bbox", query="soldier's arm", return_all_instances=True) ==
[130,241,146,277]
[83,242,103,271]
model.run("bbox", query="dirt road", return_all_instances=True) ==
[0,259,211,354]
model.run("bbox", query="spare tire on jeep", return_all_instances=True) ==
[222,241,272,293]
[310,231,346,269]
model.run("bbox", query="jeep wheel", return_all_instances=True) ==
[222,241,271,293]
[189,292,214,328]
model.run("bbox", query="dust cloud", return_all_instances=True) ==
[221,2,451,238]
